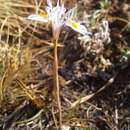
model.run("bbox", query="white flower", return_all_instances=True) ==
[27,0,89,39]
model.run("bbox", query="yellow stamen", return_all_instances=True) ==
[70,20,78,29]
[39,11,48,18]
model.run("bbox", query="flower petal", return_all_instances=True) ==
[27,14,48,23]
[66,20,89,35]
[47,0,52,9]
[65,7,76,20]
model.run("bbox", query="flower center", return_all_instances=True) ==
[69,20,78,29]
[39,11,49,18]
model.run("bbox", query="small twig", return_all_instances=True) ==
[15,78,44,108]
[108,15,129,33]
[51,107,58,130]
[86,102,102,111]
[3,101,28,130]
[108,15,129,24]
[0,69,7,102]
[115,100,119,130]
[70,72,118,109]
[15,109,44,125]
[15,78,35,101]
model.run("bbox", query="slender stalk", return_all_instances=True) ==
[53,38,62,130]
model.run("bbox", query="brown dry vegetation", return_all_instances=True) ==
[0,0,130,130]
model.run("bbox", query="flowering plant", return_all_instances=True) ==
[27,1,89,129]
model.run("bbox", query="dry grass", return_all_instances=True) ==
[0,0,43,110]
